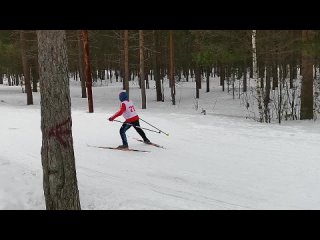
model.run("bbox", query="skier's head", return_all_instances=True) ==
[119,91,128,102]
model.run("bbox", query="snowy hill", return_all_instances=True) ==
[1,77,320,209]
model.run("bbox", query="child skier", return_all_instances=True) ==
[108,91,151,149]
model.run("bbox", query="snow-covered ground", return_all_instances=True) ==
[1,77,320,209]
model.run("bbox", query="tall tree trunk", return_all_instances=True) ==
[272,62,278,90]
[8,74,11,86]
[315,65,320,116]
[37,30,81,210]
[15,74,19,86]
[20,30,33,105]
[77,30,86,98]
[259,63,264,89]
[169,30,176,105]
[92,68,98,82]
[82,30,94,113]
[252,30,263,122]
[264,65,271,123]
[220,64,225,92]
[198,69,202,89]
[249,65,253,79]
[115,70,119,82]
[145,50,150,89]
[123,30,130,98]
[31,57,40,92]
[206,68,210,92]
[243,64,247,92]
[195,66,201,99]
[300,30,314,120]
[153,30,162,101]
[292,62,297,80]
[289,62,294,89]
[232,70,235,99]
[278,70,283,124]
[185,69,189,82]
[139,30,146,109]
[145,68,149,89]
[109,69,112,82]
[226,66,230,93]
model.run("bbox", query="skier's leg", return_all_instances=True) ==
[119,123,131,146]
[132,120,150,143]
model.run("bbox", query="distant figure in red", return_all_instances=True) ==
[109,91,150,149]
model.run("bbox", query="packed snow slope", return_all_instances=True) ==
[1,77,320,209]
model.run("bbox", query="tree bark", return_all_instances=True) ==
[123,30,130,98]
[169,30,176,105]
[139,30,146,109]
[252,30,263,122]
[82,30,94,112]
[37,30,81,210]
[272,62,278,90]
[195,66,201,99]
[206,68,210,92]
[77,30,87,98]
[289,62,294,89]
[300,30,314,120]
[220,64,225,92]
[15,74,19,86]
[153,30,162,101]
[31,58,39,92]
[232,71,235,99]
[243,64,247,92]
[264,65,271,123]
[20,30,33,105]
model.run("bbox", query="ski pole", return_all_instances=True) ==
[139,118,169,136]
[112,120,162,134]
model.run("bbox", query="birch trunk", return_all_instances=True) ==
[252,30,263,122]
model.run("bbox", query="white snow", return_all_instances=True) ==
[1,76,320,209]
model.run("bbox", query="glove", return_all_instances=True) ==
[108,117,113,121]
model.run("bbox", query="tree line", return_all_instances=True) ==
[1,30,319,122]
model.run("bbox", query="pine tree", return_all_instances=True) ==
[37,30,81,210]
[300,30,314,120]
[139,30,146,109]
[20,30,33,105]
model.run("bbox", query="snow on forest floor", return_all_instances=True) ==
[1,77,320,210]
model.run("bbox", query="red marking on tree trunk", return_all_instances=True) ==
[48,118,71,148]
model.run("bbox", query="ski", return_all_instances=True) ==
[87,144,150,153]
[133,138,165,149]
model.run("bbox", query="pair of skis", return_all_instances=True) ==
[88,138,164,153]
[87,145,150,153]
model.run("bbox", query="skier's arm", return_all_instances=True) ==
[109,103,126,121]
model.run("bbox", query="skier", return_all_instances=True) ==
[108,91,151,149]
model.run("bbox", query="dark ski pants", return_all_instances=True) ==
[120,120,148,146]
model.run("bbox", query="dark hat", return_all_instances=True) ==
[119,91,128,102]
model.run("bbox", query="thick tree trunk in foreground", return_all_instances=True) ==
[37,30,81,210]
